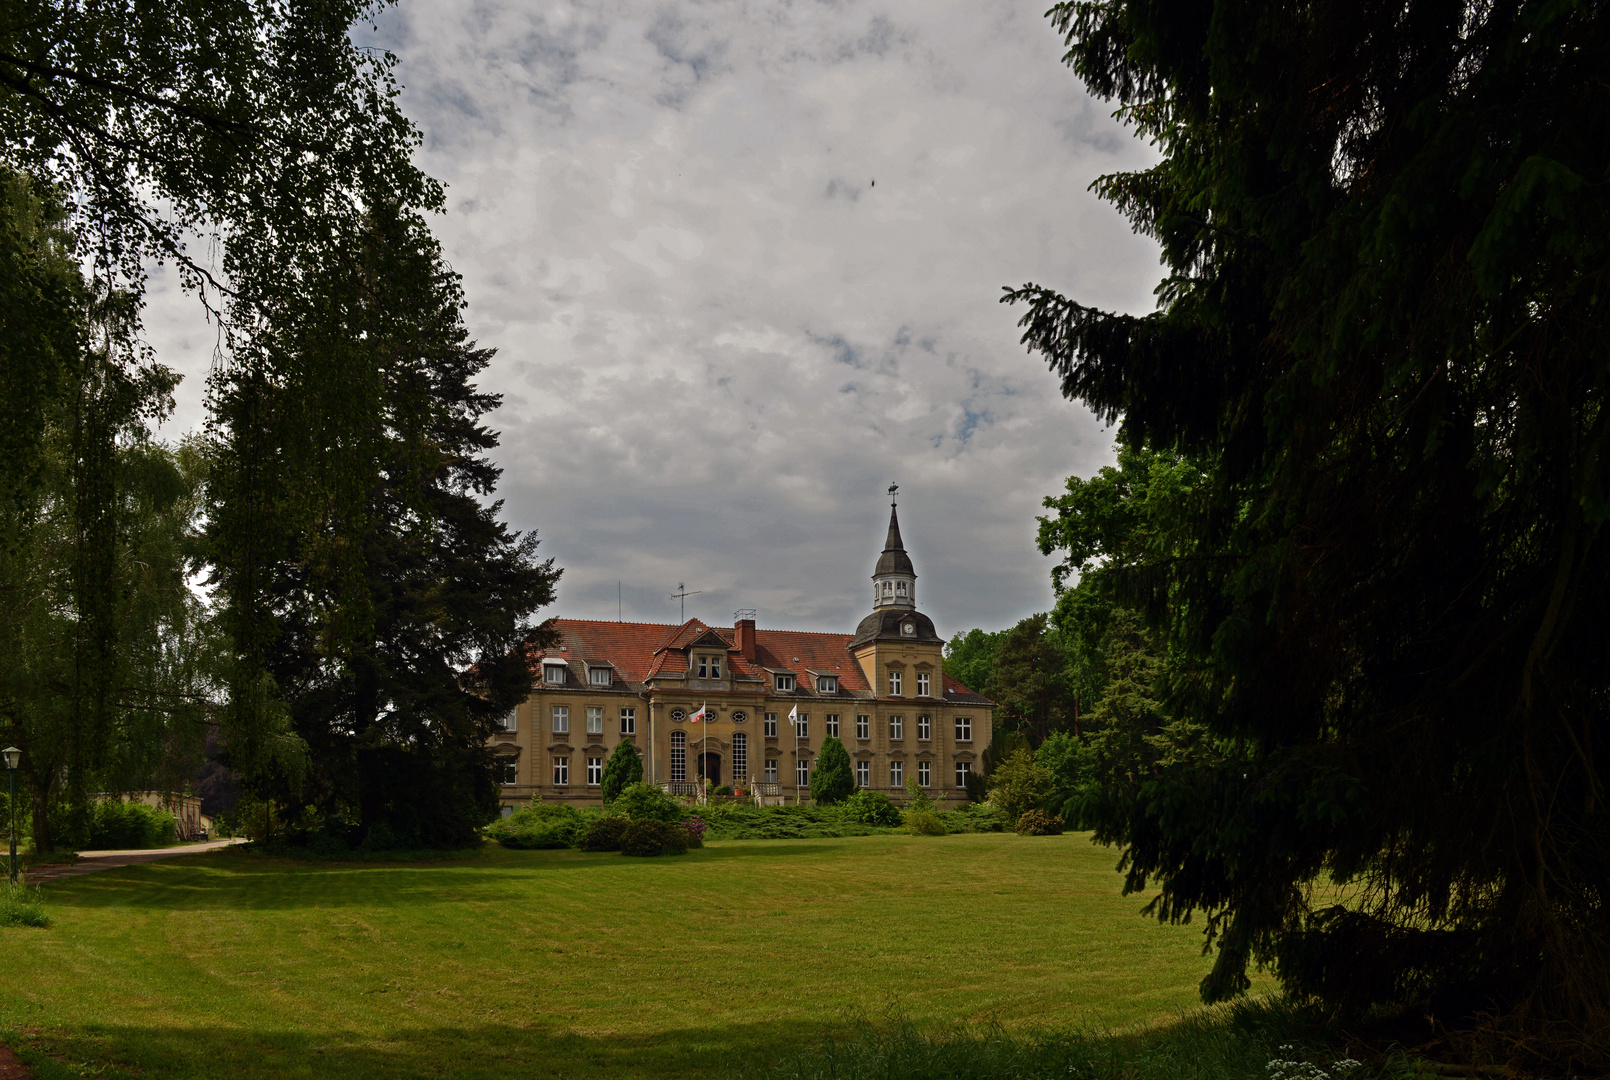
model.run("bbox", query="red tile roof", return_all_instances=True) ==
[527,618,991,704]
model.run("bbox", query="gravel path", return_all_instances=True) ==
[25,837,247,884]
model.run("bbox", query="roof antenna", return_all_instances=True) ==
[618,580,622,622]
[670,582,703,623]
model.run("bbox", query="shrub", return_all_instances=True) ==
[484,802,593,849]
[578,816,629,852]
[842,790,901,826]
[1015,809,1064,835]
[620,819,689,857]
[943,803,1009,832]
[1,882,49,928]
[986,748,1054,823]
[612,782,685,823]
[88,800,176,849]
[600,741,643,805]
[683,816,707,847]
[809,736,855,804]
[903,809,947,835]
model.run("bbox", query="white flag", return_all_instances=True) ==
[788,704,798,727]
[690,703,711,723]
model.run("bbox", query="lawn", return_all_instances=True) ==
[0,832,1265,1080]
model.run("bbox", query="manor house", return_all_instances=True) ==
[489,499,995,809]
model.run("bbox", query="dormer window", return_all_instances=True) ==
[543,662,567,685]
[588,665,612,687]
[775,673,795,692]
[697,655,722,679]
[816,675,838,694]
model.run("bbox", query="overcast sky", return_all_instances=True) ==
[147,0,1162,638]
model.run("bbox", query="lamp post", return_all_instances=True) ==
[3,746,20,885]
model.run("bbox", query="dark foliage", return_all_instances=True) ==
[619,819,689,857]
[809,736,854,804]
[208,209,560,849]
[600,740,643,805]
[578,816,629,852]
[1010,0,1610,1052]
[1014,810,1065,837]
[841,790,901,827]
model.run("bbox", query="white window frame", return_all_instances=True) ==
[888,670,902,696]
[794,714,808,739]
[856,714,870,739]
[697,655,723,679]
[955,716,972,741]
[671,731,687,782]
[589,666,612,687]
[586,706,604,734]
[888,715,903,740]
[764,713,778,737]
[498,758,518,785]
[856,761,869,787]
[817,676,837,694]
[956,761,972,788]
[552,706,569,734]
[917,672,930,696]
[552,756,569,785]
[918,761,931,787]
[733,732,748,782]
[764,758,778,782]
[796,760,809,787]
[587,757,603,786]
[498,709,517,731]
[619,708,636,735]
[890,761,903,787]
[543,663,567,685]
[825,714,840,737]
[917,714,931,740]
[774,673,795,692]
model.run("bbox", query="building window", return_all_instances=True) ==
[552,757,569,785]
[890,761,903,787]
[587,757,603,785]
[796,760,809,788]
[497,710,516,731]
[589,666,612,686]
[856,760,870,787]
[764,713,778,737]
[698,655,722,678]
[764,758,778,782]
[825,714,840,737]
[883,581,893,596]
[733,732,748,782]
[552,706,569,734]
[620,708,636,735]
[543,662,566,684]
[794,713,808,739]
[917,715,931,740]
[671,731,687,782]
[955,716,972,741]
[917,672,930,696]
[956,761,972,787]
[586,706,604,734]
[888,670,902,696]
[918,761,931,787]
[497,758,518,785]
[774,673,795,692]
[856,714,870,739]
[817,675,838,694]
[888,715,903,740]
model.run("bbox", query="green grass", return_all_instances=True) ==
[0,832,1276,1079]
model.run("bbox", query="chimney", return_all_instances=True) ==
[735,618,756,660]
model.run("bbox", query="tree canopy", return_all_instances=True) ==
[1011,0,1610,1052]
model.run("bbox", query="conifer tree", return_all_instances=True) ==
[600,740,643,806]
[809,737,854,805]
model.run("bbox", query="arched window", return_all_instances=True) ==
[732,732,748,784]
[896,580,907,597]
[671,730,687,782]
[883,581,893,595]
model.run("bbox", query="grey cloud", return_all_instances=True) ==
[144,0,1161,639]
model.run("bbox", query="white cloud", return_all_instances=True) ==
[147,0,1162,638]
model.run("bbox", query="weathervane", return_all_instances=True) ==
[888,482,898,507]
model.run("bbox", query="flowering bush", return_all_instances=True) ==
[1267,1045,1364,1080]
[682,816,707,848]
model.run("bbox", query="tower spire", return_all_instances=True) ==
[872,486,915,608]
